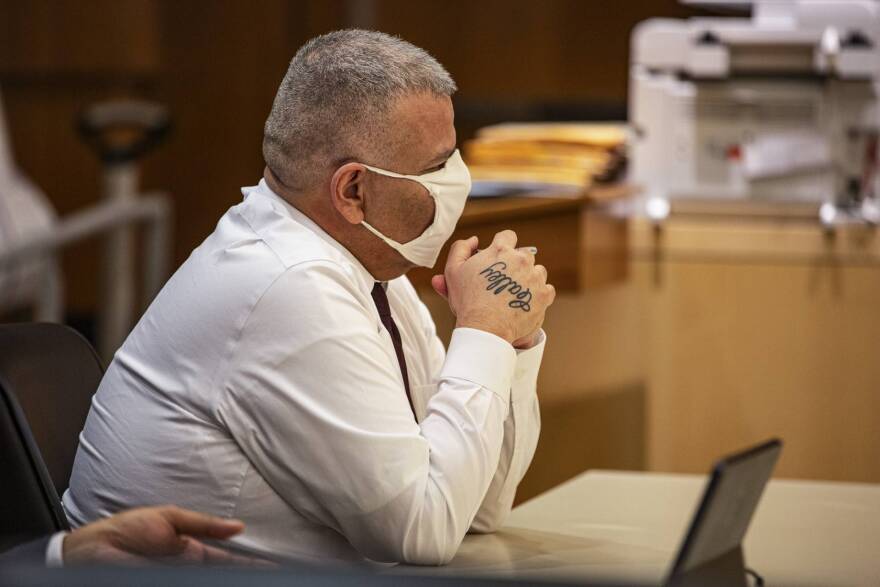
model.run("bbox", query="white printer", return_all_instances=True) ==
[629,0,880,224]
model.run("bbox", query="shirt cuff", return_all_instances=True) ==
[512,329,546,404]
[441,327,517,402]
[45,531,67,567]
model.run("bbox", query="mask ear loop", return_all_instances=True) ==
[360,217,407,248]
[360,163,441,216]
[361,163,424,182]
[360,149,461,183]
[358,168,440,249]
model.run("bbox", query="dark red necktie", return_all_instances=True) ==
[371,282,416,418]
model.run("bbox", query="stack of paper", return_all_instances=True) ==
[464,122,627,194]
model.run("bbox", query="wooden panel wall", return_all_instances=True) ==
[630,218,880,482]
[152,0,295,262]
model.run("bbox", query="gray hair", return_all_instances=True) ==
[263,29,457,191]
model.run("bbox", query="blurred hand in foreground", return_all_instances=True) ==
[63,505,269,567]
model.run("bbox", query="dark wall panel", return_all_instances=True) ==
[1,0,693,315]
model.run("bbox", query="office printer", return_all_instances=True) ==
[629,0,880,224]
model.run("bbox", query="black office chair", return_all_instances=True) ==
[0,360,70,551]
[0,323,103,501]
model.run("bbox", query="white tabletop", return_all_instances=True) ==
[398,471,880,586]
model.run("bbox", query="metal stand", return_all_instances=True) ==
[0,195,172,359]
[78,100,172,361]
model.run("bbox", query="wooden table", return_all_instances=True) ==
[398,470,880,586]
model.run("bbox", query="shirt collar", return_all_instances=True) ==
[243,178,379,290]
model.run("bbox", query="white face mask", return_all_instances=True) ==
[359,149,472,268]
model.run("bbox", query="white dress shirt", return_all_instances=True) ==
[63,179,544,565]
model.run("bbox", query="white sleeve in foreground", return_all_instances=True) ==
[45,531,67,567]
[218,263,518,565]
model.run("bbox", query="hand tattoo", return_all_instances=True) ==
[479,261,532,311]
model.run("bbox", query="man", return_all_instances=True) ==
[0,506,250,566]
[64,30,555,565]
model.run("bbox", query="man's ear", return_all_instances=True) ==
[330,163,367,225]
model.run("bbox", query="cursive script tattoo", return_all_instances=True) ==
[479,261,532,311]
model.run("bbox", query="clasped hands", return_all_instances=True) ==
[431,230,556,349]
